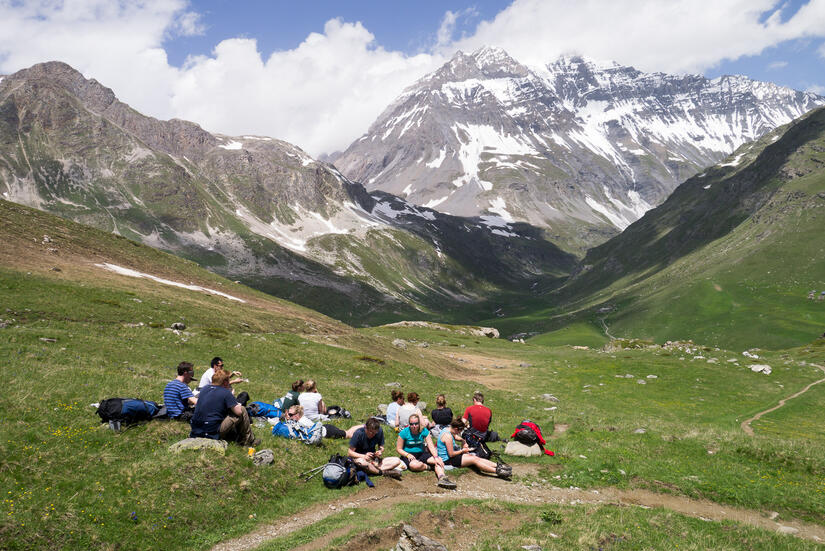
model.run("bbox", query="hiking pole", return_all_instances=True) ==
[298,465,325,481]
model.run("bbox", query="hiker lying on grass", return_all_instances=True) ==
[348,417,403,478]
[198,357,244,392]
[190,370,259,447]
[285,405,363,439]
[163,361,197,421]
[438,419,511,479]
[298,379,327,421]
[396,414,455,488]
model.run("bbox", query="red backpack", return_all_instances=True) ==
[511,421,554,456]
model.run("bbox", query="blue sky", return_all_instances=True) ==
[1,0,824,155]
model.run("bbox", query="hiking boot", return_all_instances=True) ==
[437,476,457,489]
[495,463,512,479]
[381,469,402,480]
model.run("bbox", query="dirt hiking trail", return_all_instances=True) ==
[212,463,825,551]
[741,363,825,436]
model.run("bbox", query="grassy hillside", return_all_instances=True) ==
[2,200,825,550]
[488,107,825,350]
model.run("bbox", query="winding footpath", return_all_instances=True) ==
[211,464,825,551]
[741,363,825,436]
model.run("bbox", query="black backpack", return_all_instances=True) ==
[96,398,162,424]
[514,424,540,446]
[322,453,358,489]
[326,405,352,419]
[461,427,493,460]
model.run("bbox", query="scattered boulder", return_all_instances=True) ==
[522,546,543,551]
[750,364,772,375]
[519,362,533,368]
[394,523,448,551]
[416,342,429,348]
[505,441,542,457]
[637,380,646,385]
[39,337,57,343]
[171,322,186,331]
[384,382,402,388]
[646,375,658,379]
[743,350,759,359]
[542,394,559,403]
[634,428,646,434]
[392,339,407,350]
[169,438,227,455]
[469,327,500,339]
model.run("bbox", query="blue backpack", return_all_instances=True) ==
[248,401,281,418]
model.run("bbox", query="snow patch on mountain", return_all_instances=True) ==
[96,263,246,303]
[219,140,243,150]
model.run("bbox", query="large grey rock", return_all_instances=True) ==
[394,524,448,551]
[505,441,542,457]
[392,339,408,350]
[169,438,227,455]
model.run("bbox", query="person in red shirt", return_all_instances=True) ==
[461,392,499,442]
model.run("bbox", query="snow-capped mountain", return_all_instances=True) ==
[0,61,574,323]
[333,46,824,253]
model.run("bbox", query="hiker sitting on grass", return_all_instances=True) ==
[348,417,403,479]
[462,391,499,442]
[429,393,453,438]
[163,361,197,421]
[396,392,429,429]
[190,370,259,447]
[384,390,404,428]
[396,414,455,489]
[198,357,244,392]
[278,379,304,410]
[298,379,327,421]
[439,419,511,479]
[285,405,363,440]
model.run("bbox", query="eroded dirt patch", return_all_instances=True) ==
[212,462,825,551]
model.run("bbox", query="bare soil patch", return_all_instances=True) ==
[212,463,825,551]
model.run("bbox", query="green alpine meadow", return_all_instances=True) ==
[2,27,825,550]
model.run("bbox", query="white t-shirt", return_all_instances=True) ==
[198,367,215,390]
[298,391,325,421]
[397,403,419,429]
[385,401,401,427]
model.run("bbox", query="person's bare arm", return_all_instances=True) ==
[187,396,197,406]
[318,399,326,414]
[230,403,244,416]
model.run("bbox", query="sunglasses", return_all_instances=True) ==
[409,422,420,426]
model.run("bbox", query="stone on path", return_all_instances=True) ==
[169,438,227,455]
[392,339,407,350]
[395,523,448,551]
[505,441,542,457]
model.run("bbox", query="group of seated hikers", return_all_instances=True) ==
[162,359,512,489]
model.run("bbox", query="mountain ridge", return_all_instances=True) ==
[334,47,824,254]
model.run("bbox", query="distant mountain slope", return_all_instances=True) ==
[512,107,825,349]
[334,47,823,254]
[0,61,575,324]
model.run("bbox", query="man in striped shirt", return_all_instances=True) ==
[164,361,198,421]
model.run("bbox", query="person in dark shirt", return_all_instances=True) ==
[431,394,453,425]
[190,370,259,446]
[348,417,402,478]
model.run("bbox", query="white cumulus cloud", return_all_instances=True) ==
[446,0,825,74]
[171,19,441,156]
[1,0,823,157]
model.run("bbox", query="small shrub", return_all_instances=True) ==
[147,321,163,328]
[540,509,563,525]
